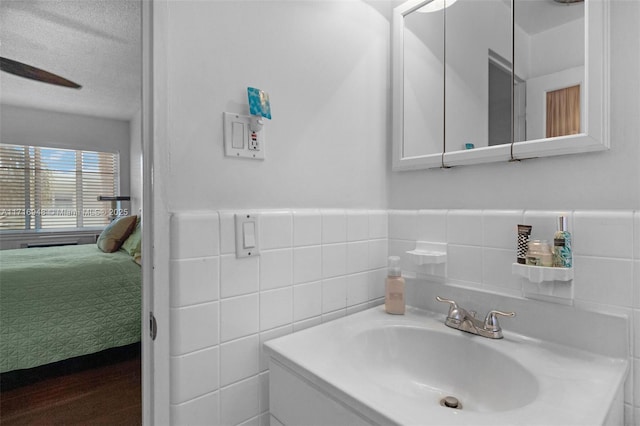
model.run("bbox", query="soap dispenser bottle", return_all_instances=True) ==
[385,256,405,315]
[552,216,572,268]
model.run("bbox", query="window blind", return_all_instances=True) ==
[0,144,119,230]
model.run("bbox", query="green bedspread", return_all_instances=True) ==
[0,244,141,373]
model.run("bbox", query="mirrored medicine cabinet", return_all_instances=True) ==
[392,0,610,170]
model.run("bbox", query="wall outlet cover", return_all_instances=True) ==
[223,112,265,160]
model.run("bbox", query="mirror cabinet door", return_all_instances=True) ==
[444,0,512,153]
[401,4,445,160]
[513,0,585,144]
[392,0,607,171]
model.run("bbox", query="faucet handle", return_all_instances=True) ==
[436,296,458,309]
[484,310,515,331]
[436,296,463,320]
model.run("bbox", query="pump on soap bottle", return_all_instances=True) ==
[385,256,405,315]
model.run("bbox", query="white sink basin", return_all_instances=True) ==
[264,306,628,425]
[344,325,537,412]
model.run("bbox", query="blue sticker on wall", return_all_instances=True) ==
[248,87,272,120]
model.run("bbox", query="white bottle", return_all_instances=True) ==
[385,256,405,315]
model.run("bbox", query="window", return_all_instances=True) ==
[0,144,119,231]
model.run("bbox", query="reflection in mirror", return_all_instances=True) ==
[514,0,584,142]
[488,50,525,146]
[444,0,512,153]
[392,0,606,170]
[402,3,444,158]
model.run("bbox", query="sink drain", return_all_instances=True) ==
[440,396,462,410]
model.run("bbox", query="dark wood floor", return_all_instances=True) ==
[1,355,141,425]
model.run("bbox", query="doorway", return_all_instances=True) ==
[0,0,150,423]
[488,50,527,145]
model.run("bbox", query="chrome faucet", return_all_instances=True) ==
[436,296,515,339]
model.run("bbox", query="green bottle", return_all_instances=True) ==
[552,216,572,268]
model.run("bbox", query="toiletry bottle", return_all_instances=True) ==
[517,224,532,264]
[385,256,405,315]
[526,240,553,267]
[552,216,572,268]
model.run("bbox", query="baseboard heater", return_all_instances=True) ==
[25,241,79,248]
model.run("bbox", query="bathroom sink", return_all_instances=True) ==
[343,326,537,412]
[264,306,628,425]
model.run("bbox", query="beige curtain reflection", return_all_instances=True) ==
[546,85,581,138]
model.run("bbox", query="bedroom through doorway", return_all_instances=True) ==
[0,0,146,423]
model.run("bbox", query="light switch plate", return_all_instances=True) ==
[223,112,265,160]
[235,213,260,258]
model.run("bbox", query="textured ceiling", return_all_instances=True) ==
[0,0,141,121]
[515,0,584,35]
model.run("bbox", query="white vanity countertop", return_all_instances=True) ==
[264,306,628,426]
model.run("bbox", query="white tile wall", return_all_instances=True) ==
[169,210,387,425]
[416,209,447,242]
[259,249,293,291]
[446,210,483,246]
[293,210,322,247]
[347,211,369,241]
[220,335,259,387]
[292,246,322,284]
[170,347,219,404]
[388,209,640,425]
[368,211,388,240]
[170,212,220,259]
[170,257,219,307]
[170,302,219,355]
[347,272,370,306]
[220,255,259,298]
[171,391,219,426]
[573,211,634,258]
[169,208,640,425]
[322,276,348,313]
[220,294,259,343]
[321,243,348,278]
[482,210,523,249]
[293,281,322,322]
[388,210,417,241]
[220,375,260,425]
[321,210,347,244]
[347,241,369,274]
[259,211,292,250]
[259,288,293,331]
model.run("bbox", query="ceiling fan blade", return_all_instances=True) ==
[0,57,81,89]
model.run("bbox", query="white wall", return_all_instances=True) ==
[152,0,640,424]
[0,104,132,206]
[158,0,390,212]
[389,0,640,211]
[152,2,391,422]
[528,17,584,79]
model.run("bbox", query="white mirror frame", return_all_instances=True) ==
[392,0,609,171]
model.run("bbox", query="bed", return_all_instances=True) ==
[0,244,141,374]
